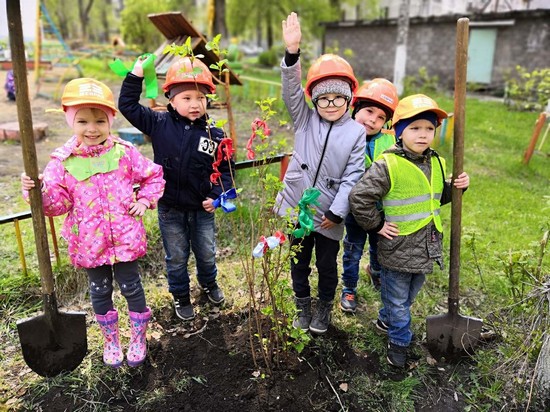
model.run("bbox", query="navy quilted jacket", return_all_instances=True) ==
[119,73,234,210]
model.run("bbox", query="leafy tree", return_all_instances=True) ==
[211,0,228,42]
[120,0,196,52]
[226,0,353,50]
[44,0,77,40]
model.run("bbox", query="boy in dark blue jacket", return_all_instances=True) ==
[119,56,234,321]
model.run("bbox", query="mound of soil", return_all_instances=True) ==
[27,309,397,412]
[22,287,470,412]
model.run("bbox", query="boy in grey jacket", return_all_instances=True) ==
[276,12,366,335]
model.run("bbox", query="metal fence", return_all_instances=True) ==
[0,154,290,275]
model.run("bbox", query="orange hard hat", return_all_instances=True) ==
[304,54,359,99]
[162,57,216,95]
[352,78,399,115]
[392,94,447,126]
[61,78,117,113]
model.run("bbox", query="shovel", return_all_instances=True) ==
[8,0,87,377]
[426,18,483,357]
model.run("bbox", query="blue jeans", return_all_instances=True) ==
[342,213,380,290]
[379,267,426,347]
[158,205,218,296]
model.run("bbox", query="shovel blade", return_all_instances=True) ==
[17,310,87,377]
[426,313,483,357]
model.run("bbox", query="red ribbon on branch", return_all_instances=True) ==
[210,137,235,184]
[246,118,271,160]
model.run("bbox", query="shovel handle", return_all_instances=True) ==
[7,1,55,297]
[449,18,469,308]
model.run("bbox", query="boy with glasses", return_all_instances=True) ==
[275,12,366,334]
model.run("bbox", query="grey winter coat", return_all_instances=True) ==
[349,143,454,274]
[275,58,366,241]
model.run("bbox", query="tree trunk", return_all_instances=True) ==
[266,9,273,50]
[101,1,111,43]
[53,0,70,40]
[255,9,262,48]
[77,0,95,41]
[213,0,228,41]
[393,0,410,95]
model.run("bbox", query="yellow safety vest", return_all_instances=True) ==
[365,132,396,169]
[381,153,445,236]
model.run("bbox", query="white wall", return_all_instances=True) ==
[0,0,39,42]
[377,0,549,19]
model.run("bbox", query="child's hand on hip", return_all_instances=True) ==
[378,221,399,240]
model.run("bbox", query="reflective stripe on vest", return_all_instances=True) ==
[382,153,445,235]
[365,132,396,169]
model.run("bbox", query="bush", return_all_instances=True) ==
[257,47,280,68]
[504,66,550,112]
[403,67,440,96]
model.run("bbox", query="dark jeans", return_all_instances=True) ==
[158,205,217,297]
[379,267,426,347]
[342,213,380,289]
[290,231,340,302]
[87,260,145,315]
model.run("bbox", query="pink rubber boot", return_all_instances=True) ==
[95,309,124,368]
[127,307,151,367]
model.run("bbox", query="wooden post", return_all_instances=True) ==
[7,0,54,295]
[224,70,237,159]
[523,112,547,165]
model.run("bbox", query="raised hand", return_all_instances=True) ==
[282,12,301,54]
[131,54,152,78]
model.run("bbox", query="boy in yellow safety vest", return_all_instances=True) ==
[349,94,470,368]
[340,79,398,314]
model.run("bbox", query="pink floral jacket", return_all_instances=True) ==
[24,135,165,269]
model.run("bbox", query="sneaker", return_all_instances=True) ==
[387,342,408,368]
[201,281,225,305]
[367,264,381,291]
[375,319,416,342]
[375,318,389,333]
[340,289,357,313]
[309,299,333,335]
[174,295,195,321]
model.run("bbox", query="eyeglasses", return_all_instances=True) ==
[314,96,349,108]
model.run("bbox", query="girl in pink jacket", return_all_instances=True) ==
[21,78,165,368]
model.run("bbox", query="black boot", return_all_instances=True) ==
[292,296,312,331]
[309,299,333,334]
